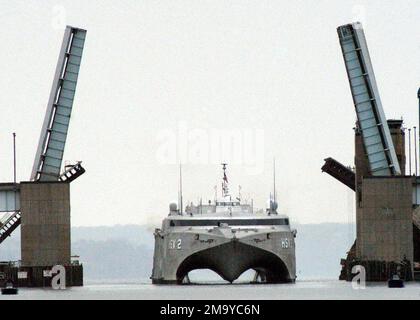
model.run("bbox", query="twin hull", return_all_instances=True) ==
[151,225,296,284]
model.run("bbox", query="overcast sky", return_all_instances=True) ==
[0,0,419,227]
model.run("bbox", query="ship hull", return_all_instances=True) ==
[151,226,296,284]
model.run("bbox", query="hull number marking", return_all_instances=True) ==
[281,238,290,249]
[169,239,182,250]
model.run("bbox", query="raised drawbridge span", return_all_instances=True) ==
[0,26,87,245]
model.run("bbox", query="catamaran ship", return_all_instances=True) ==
[151,164,296,284]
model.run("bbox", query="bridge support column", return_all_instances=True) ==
[20,181,71,267]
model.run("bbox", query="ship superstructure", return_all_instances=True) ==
[151,164,296,284]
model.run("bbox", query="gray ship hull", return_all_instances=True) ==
[151,225,296,284]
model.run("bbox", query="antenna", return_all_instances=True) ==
[13,133,16,184]
[415,127,418,176]
[200,198,202,214]
[409,128,412,175]
[418,88,420,172]
[273,158,277,203]
[221,163,229,198]
[214,185,217,203]
[13,133,17,213]
[179,164,183,214]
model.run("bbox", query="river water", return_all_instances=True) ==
[2,279,420,300]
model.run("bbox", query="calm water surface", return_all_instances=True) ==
[1,280,420,300]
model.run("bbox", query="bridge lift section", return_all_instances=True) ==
[31,26,87,182]
[322,158,355,191]
[323,22,401,189]
[337,22,400,177]
[0,26,87,244]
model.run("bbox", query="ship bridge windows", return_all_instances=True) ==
[169,218,289,227]
[216,201,240,206]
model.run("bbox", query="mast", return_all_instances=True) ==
[409,128,412,175]
[415,127,418,176]
[273,158,276,204]
[13,133,18,213]
[418,88,420,171]
[13,133,16,184]
[214,185,217,203]
[179,164,183,214]
[221,163,230,199]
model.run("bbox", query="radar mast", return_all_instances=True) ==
[221,163,230,200]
